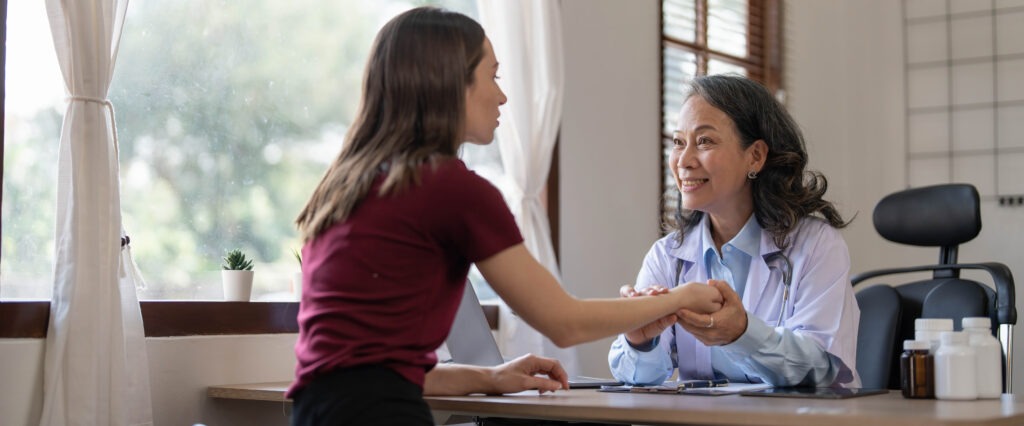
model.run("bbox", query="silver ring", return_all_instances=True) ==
[706,316,714,328]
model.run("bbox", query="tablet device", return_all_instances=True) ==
[739,387,889,399]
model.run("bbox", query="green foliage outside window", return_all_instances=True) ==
[3,0,476,300]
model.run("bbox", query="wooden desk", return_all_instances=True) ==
[208,382,291,402]
[425,389,1024,426]
[208,382,1024,426]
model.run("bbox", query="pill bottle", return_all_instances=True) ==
[900,339,934,399]
[962,317,1002,399]
[934,331,977,400]
[915,318,953,353]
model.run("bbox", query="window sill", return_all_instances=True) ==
[0,300,499,337]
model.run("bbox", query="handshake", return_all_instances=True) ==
[620,280,747,347]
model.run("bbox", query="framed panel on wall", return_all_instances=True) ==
[903,0,1024,201]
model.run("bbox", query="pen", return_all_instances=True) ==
[677,379,729,390]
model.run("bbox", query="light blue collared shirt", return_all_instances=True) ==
[608,215,861,387]
[701,215,761,381]
[701,214,760,299]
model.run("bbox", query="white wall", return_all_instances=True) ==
[147,334,296,425]
[786,0,914,272]
[560,0,662,378]
[0,340,44,425]
[0,335,296,426]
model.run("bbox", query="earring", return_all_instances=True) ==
[747,170,758,180]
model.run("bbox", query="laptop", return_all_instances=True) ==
[445,280,623,389]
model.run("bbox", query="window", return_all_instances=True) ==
[458,143,506,301]
[2,0,62,300]
[660,0,783,224]
[2,0,485,301]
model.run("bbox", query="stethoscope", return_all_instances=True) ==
[675,250,794,327]
[764,252,794,327]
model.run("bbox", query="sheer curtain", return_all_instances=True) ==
[41,0,153,424]
[476,0,578,375]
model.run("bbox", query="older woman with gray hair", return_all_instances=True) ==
[610,74,860,388]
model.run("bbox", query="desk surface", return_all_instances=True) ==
[208,381,1024,426]
[426,389,1024,426]
[208,381,292,402]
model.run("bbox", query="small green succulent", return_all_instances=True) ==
[222,249,254,271]
[292,248,302,267]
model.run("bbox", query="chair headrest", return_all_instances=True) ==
[873,184,980,247]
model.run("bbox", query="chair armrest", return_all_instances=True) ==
[852,262,1016,325]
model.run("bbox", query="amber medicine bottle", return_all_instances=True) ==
[901,339,934,399]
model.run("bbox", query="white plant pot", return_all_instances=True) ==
[222,270,254,301]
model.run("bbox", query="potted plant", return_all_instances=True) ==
[291,248,303,301]
[221,249,255,301]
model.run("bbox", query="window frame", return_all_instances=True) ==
[0,301,501,337]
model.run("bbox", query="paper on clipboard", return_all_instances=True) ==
[598,384,677,393]
[599,381,772,396]
[678,382,772,396]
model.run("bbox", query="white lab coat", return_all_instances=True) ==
[610,216,861,387]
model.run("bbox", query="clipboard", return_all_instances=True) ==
[598,379,730,394]
[597,384,677,394]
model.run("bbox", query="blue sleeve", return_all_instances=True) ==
[719,315,843,386]
[607,237,679,385]
[608,334,674,385]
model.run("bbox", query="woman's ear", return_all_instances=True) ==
[748,139,768,172]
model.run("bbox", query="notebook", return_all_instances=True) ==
[445,280,623,389]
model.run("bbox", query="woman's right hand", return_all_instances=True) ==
[620,285,677,347]
[486,354,569,395]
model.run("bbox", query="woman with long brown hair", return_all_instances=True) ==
[288,7,723,425]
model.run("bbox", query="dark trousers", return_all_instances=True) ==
[291,366,433,426]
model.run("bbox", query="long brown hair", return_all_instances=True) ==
[669,75,849,250]
[296,7,485,242]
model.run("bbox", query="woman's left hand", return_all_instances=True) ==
[675,280,748,346]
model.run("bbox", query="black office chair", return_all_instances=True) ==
[852,183,1016,391]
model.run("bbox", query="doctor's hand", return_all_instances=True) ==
[676,279,747,346]
[619,284,671,298]
[619,285,677,347]
[672,281,724,314]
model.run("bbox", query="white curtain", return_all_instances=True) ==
[41,0,153,425]
[477,0,578,375]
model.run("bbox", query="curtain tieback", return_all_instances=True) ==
[69,96,129,254]
[508,186,542,203]
[67,95,121,152]
[509,188,542,218]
